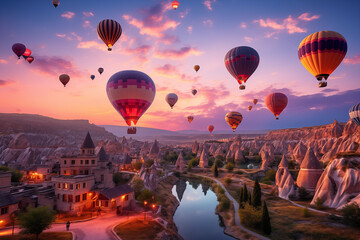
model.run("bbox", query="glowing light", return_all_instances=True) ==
[152,204,156,209]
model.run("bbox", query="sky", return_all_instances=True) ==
[0,0,359,132]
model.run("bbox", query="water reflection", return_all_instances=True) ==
[172,179,235,240]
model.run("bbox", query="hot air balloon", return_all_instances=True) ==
[253,99,258,105]
[52,0,59,8]
[22,49,31,60]
[194,65,200,72]
[90,75,95,80]
[224,46,259,90]
[12,43,26,59]
[98,68,104,74]
[208,125,214,133]
[97,19,122,51]
[265,93,288,120]
[106,70,156,129]
[26,56,34,64]
[166,93,178,109]
[298,31,347,88]
[349,103,360,126]
[192,89,197,96]
[59,74,70,87]
[248,105,253,111]
[187,116,194,123]
[172,0,179,10]
[225,112,243,132]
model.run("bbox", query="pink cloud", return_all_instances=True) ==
[82,20,93,28]
[0,80,14,87]
[61,11,75,19]
[203,0,216,11]
[244,36,253,43]
[70,32,82,41]
[56,33,66,38]
[298,13,320,21]
[202,19,213,27]
[154,64,200,83]
[180,9,190,19]
[124,45,152,63]
[77,41,106,51]
[0,59,8,64]
[30,56,84,78]
[187,26,193,33]
[82,12,94,17]
[240,22,247,28]
[154,47,203,59]
[344,55,360,64]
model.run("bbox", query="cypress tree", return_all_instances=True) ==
[261,200,272,235]
[214,165,219,177]
[252,178,262,208]
[239,188,244,203]
[243,184,248,202]
[248,192,252,205]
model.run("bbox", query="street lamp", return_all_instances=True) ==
[143,201,148,221]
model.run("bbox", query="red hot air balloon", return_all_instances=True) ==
[225,46,259,90]
[187,116,194,123]
[26,56,34,64]
[22,49,31,60]
[265,93,288,120]
[172,0,179,10]
[12,43,26,59]
[106,70,156,128]
[248,105,253,111]
[253,99,258,105]
[208,125,214,133]
[97,19,122,51]
[59,74,70,87]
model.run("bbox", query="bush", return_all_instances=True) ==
[239,203,262,229]
[173,171,181,177]
[137,189,156,203]
[0,166,23,182]
[214,159,224,168]
[314,197,325,210]
[298,187,310,200]
[225,163,234,172]
[224,178,232,185]
[219,196,231,211]
[215,155,226,162]
[288,160,297,169]
[113,172,131,186]
[132,162,143,171]
[341,202,360,228]
[265,169,276,181]
[302,207,311,217]
[131,176,144,197]
[187,158,199,170]
[208,156,215,167]
[144,159,154,168]
[217,186,225,195]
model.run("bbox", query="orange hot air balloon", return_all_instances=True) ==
[22,49,31,60]
[298,31,347,88]
[194,65,200,72]
[59,74,70,87]
[187,116,194,123]
[248,105,253,111]
[265,93,288,120]
[172,0,179,10]
[208,125,214,133]
[97,19,122,51]
[225,112,243,132]
[26,56,34,64]
[253,99,258,105]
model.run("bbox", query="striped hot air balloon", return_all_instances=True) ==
[225,46,259,90]
[349,103,360,126]
[97,19,122,51]
[106,70,156,127]
[298,31,347,88]
[265,93,288,120]
[225,112,243,132]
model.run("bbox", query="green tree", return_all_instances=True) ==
[248,192,252,205]
[341,202,360,228]
[214,165,219,177]
[298,187,310,200]
[187,158,199,170]
[225,162,234,172]
[18,206,56,240]
[137,189,156,203]
[225,178,232,185]
[239,188,244,204]
[214,159,224,168]
[131,176,144,198]
[261,201,272,235]
[132,162,143,171]
[0,167,23,182]
[252,179,262,208]
[243,184,248,202]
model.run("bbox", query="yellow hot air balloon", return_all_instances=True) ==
[194,65,200,72]
[225,112,243,132]
[298,31,347,88]
[187,116,194,123]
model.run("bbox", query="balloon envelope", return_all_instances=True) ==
[172,0,179,9]
[208,125,214,133]
[253,99,258,105]
[349,103,360,126]
[26,56,34,64]
[225,112,243,132]
[106,70,155,126]
[59,74,70,87]
[97,19,122,51]
[90,75,95,80]
[187,116,194,123]
[12,43,26,59]
[194,65,200,72]
[192,89,197,96]
[22,49,31,59]
[52,0,59,8]
[248,105,253,111]
[98,68,104,74]
[265,93,288,119]
[166,93,178,109]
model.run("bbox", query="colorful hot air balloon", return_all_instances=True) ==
[166,93,178,109]
[106,70,156,127]
[225,112,243,132]
[52,0,59,8]
[187,116,194,123]
[59,74,70,87]
[90,75,95,80]
[248,105,253,111]
[349,103,360,126]
[298,31,347,88]
[172,0,179,10]
[253,99,258,105]
[265,93,288,120]
[22,49,31,60]
[12,43,26,59]
[208,125,214,133]
[97,19,122,51]
[26,56,34,64]
[192,89,197,96]
[194,65,200,72]
[98,68,104,74]
[225,46,259,90]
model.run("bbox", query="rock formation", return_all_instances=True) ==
[175,152,187,172]
[192,141,199,154]
[275,155,296,199]
[292,141,307,165]
[260,142,275,170]
[148,140,160,159]
[176,178,187,202]
[199,147,209,168]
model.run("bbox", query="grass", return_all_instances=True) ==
[114,219,163,240]
[0,232,72,240]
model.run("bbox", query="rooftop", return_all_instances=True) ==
[100,184,134,199]
[0,193,18,207]
[81,132,95,149]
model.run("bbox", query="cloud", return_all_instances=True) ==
[344,55,360,64]
[0,80,14,87]
[56,33,66,38]
[124,45,152,63]
[154,47,203,59]
[187,26,193,33]
[0,59,8,64]
[82,12,94,17]
[77,41,106,51]
[298,13,320,21]
[30,56,84,78]
[70,32,82,41]
[203,0,216,11]
[202,19,213,27]
[154,64,200,83]
[240,22,247,28]
[244,36,253,43]
[180,9,189,19]
[61,11,75,19]
[56,32,82,41]
[82,20,93,28]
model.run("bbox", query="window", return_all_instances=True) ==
[82,150,85,154]
[85,160,89,165]
[57,183,61,189]
[63,170,67,175]
[76,184,80,189]
[68,195,73,202]
[82,193,87,201]
[80,170,83,174]
[63,183,68,189]
[72,170,77,175]
[101,174,104,182]
[85,170,89,175]
[83,182,87,188]
[1,207,9,215]
[70,184,73,190]
[81,160,83,164]
[63,194,67,202]
[75,195,80,203]
[64,160,67,165]
[71,160,75,165]
[91,160,95,165]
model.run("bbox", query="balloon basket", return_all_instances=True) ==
[318,81,327,88]
[127,127,137,134]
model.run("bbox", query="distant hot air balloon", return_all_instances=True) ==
[90,75,95,80]
[208,125,214,133]
[97,19,122,51]
[265,93,288,120]
[253,99,258,105]
[192,89,197,96]
[225,46,259,90]
[26,56,34,64]
[248,105,253,111]
[59,74,70,87]
[225,112,243,132]
[98,68,104,74]
[52,0,59,8]
[349,103,360,126]
[106,70,156,128]
[194,65,200,72]
[22,49,31,60]
[166,93,178,109]
[298,31,347,88]
[172,0,179,10]
[187,116,194,123]
[12,43,26,59]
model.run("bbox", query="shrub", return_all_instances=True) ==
[225,162,234,172]
[208,156,215,167]
[137,189,156,203]
[261,201,271,235]
[132,162,143,171]
[214,159,224,168]
[173,171,181,177]
[217,186,225,195]
[298,187,310,200]
[131,176,144,197]
[144,159,154,168]
[265,169,276,181]
[219,196,231,211]
[225,178,232,185]
[239,203,262,229]
[302,207,311,217]
[314,197,325,210]
[341,202,360,228]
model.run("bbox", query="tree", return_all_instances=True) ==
[113,172,126,186]
[252,179,262,208]
[248,192,252,205]
[239,188,244,204]
[0,166,23,182]
[261,201,272,235]
[243,184,248,202]
[214,165,219,177]
[298,187,310,200]
[225,162,234,172]
[131,176,144,198]
[341,202,360,228]
[132,162,143,171]
[18,206,56,240]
